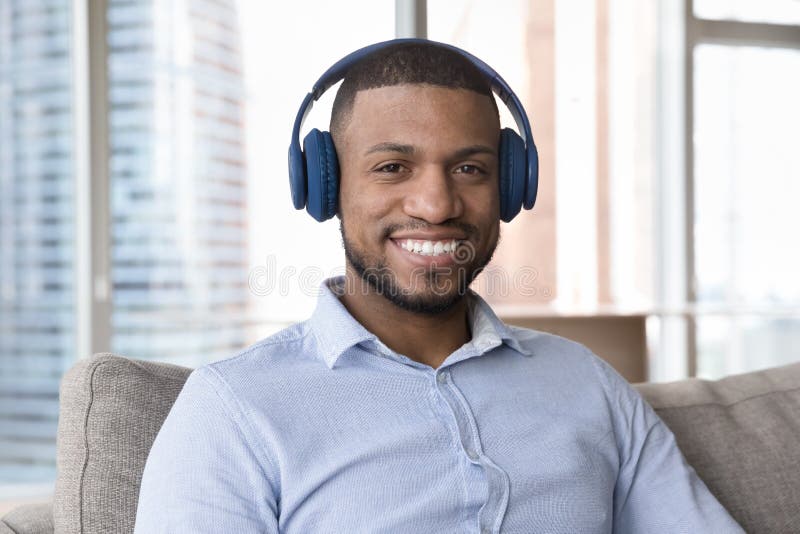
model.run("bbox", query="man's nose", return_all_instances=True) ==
[401,165,464,224]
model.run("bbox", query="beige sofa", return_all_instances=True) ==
[2,353,799,533]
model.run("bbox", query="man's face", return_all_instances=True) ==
[336,84,501,314]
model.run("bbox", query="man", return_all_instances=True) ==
[135,40,742,533]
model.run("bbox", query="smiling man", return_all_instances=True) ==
[135,40,742,533]
[335,81,502,369]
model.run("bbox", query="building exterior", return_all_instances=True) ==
[0,0,250,486]
[107,0,249,367]
[0,0,75,485]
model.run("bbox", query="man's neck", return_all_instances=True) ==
[337,277,472,370]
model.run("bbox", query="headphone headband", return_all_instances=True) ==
[288,38,538,219]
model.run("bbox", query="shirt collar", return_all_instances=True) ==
[308,277,379,369]
[308,276,532,369]
[467,290,533,358]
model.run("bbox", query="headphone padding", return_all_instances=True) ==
[288,142,307,210]
[303,129,340,222]
[499,127,526,222]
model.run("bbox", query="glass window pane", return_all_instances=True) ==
[694,44,800,376]
[428,0,529,91]
[697,315,800,378]
[694,0,800,25]
[694,44,800,306]
[107,0,251,366]
[0,0,73,489]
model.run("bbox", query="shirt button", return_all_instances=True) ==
[466,448,479,461]
[436,370,449,384]
[481,528,491,534]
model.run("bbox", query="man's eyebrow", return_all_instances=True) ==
[364,142,415,156]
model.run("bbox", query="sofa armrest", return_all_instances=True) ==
[0,502,54,534]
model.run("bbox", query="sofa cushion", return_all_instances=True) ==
[53,353,191,534]
[635,362,800,533]
[0,502,53,534]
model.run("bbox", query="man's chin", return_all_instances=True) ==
[341,222,492,316]
[370,268,473,314]
[379,288,467,316]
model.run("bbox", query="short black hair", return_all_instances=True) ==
[329,41,499,143]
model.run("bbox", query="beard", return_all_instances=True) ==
[340,219,499,315]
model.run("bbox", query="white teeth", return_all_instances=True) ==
[399,239,461,256]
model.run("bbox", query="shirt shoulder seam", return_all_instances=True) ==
[194,367,282,500]
[216,323,310,365]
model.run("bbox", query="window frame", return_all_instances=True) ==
[685,1,800,376]
[74,0,112,365]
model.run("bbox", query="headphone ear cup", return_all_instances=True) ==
[302,129,340,221]
[498,127,526,222]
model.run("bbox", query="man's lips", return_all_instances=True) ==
[388,237,464,267]
[393,238,461,256]
[389,232,468,241]
[384,222,476,267]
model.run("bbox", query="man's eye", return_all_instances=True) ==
[454,165,483,175]
[376,163,403,173]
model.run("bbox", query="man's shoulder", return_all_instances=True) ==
[499,322,623,391]
[471,294,605,374]
[194,319,324,388]
[504,323,599,364]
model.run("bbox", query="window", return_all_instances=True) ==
[107,0,251,365]
[694,0,800,25]
[0,0,73,495]
[690,21,800,377]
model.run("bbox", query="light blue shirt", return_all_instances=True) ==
[135,276,742,533]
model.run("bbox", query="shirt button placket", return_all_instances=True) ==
[435,368,509,534]
[435,368,491,532]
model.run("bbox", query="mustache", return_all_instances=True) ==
[381,220,479,240]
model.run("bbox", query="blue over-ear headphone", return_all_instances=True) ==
[288,38,539,223]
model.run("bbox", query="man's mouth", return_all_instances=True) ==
[396,239,462,257]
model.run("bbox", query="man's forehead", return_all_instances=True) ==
[336,84,502,153]
[347,84,500,124]
[351,83,493,103]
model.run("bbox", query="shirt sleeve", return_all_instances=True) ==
[591,357,744,534]
[134,368,280,533]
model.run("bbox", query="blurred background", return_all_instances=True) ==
[1,0,798,504]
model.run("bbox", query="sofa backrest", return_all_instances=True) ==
[52,353,800,533]
[635,362,800,533]
[54,354,191,534]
